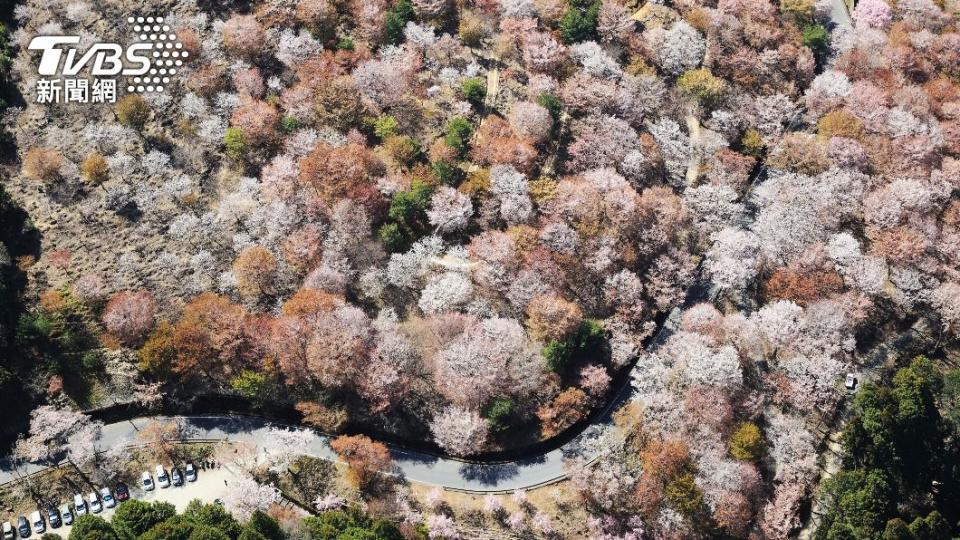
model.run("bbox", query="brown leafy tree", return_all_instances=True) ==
[330,434,393,488]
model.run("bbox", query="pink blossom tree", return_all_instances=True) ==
[102,290,156,344]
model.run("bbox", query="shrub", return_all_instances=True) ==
[224,127,247,160]
[560,0,601,44]
[538,387,589,437]
[486,397,515,434]
[384,0,415,45]
[802,24,829,53]
[741,129,766,158]
[459,15,485,47]
[384,135,421,166]
[280,116,299,133]
[817,109,865,141]
[115,94,150,129]
[374,115,399,139]
[461,77,487,105]
[22,147,63,182]
[81,153,109,184]
[729,422,765,461]
[378,222,407,252]
[664,472,705,517]
[781,0,816,24]
[677,68,726,107]
[432,160,463,185]
[537,93,562,122]
[444,117,473,157]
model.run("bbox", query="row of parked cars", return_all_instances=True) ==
[141,463,197,491]
[2,463,198,539]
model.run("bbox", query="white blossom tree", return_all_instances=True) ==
[223,474,282,521]
[429,405,489,456]
[427,186,473,233]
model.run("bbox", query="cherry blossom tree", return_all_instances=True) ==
[426,514,459,539]
[427,186,473,233]
[102,290,156,344]
[432,317,543,408]
[222,14,265,58]
[261,427,313,472]
[223,473,282,521]
[579,364,611,397]
[429,405,489,456]
[15,405,101,465]
[419,272,474,315]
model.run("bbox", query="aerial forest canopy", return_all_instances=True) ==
[1,0,959,536]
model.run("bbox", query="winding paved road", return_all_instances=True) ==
[0,412,618,493]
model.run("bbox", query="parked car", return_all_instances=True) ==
[73,494,87,516]
[185,463,197,482]
[15,517,28,538]
[171,468,183,487]
[29,512,43,535]
[141,471,155,491]
[60,505,73,526]
[89,492,103,514]
[100,487,116,509]
[845,373,858,391]
[45,507,60,529]
[115,482,130,501]
[2,521,14,540]
[155,465,170,489]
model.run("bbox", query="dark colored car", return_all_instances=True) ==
[45,507,60,529]
[16,517,28,538]
[115,482,130,502]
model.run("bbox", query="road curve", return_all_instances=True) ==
[0,413,617,493]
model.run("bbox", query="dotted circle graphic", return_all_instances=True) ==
[125,15,185,94]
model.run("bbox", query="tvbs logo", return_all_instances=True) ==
[29,36,153,76]
[28,15,186,102]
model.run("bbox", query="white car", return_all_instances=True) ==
[100,487,116,508]
[2,521,14,540]
[155,465,171,488]
[142,471,155,491]
[89,492,103,513]
[60,505,74,526]
[185,463,197,482]
[73,493,87,515]
[30,511,44,534]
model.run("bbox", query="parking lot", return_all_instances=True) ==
[4,466,234,538]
